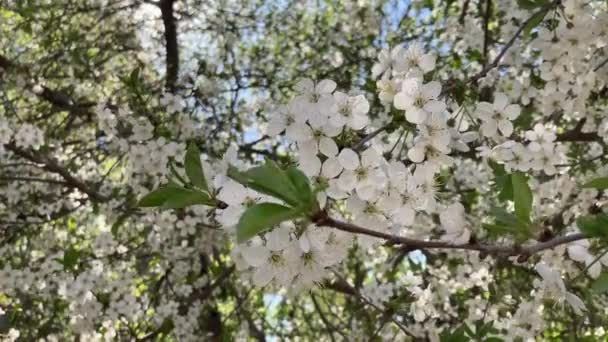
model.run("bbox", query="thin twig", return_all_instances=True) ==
[445,0,559,92]
[330,270,417,338]
[354,123,392,151]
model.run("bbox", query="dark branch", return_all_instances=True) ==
[314,213,586,257]
[556,119,600,142]
[0,54,94,111]
[482,0,492,67]
[5,143,109,202]
[160,0,179,92]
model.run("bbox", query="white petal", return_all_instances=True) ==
[286,122,312,142]
[349,114,368,130]
[393,92,412,110]
[356,183,377,201]
[299,154,322,177]
[408,145,426,163]
[316,191,327,209]
[498,120,513,137]
[481,121,497,137]
[338,148,360,170]
[308,112,329,129]
[337,171,357,191]
[361,148,382,167]
[351,95,370,115]
[565,292,586,315]
[316,79,337,94]
[322,123,342,137]
[394,206,415,226]
[419,54,436,72]
[567,245,591,262]
[252,266,273,286]
[267,118,286,135]
[295,79,314,93]
[241,246,269,267]
[423,81,441,99]
[299,235,311,253]
[504,104,521,120]
[321,158,343,179]
[266,226,292,251]
[406,108,427,124]
[319,137,338,157]
[493,92,508,111]
[423,100,446,114]
[329,114,346,128]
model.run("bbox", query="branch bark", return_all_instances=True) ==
[314,213,586,258]
[482,0,492,67]
[160,0,179,92]
[556,119,600,142]
[5,143,109,202]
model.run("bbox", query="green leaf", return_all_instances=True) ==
[577,214,608,239]
[63,247,80,270]
[523,10,547,37]
[516,0,549,10]
[168,160,188,185]
[237,203,302,243]
[488,160,512,202]
[512,172,532,223]
[592,273,608,293]
[484,208,532,241]
[228,161,301,206]
[582,177,608,190]
[286,166,315,207]
[184,143,208,191]
[440,325,469,342]
[158,318,175,336]
[138,185,213,209]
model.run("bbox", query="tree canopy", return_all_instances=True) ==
[1,0,608,340]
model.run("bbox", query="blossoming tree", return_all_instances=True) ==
[1,0,608,340]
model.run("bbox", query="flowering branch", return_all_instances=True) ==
[5,143,109,202]
[314,212,586,257]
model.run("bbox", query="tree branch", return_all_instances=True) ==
[353,123,392,151]
[0,54,94,111]
[556,119,600,142]
[482,0,492,67]
[314,213,586,257]
[160,0,179,92]
[445,0,559,92]
[5,143,109,202]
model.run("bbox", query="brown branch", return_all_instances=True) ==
[314,213,586,257]
[556,119,600,142]
[5,143,109,202]
[482,0,492,67]
[459,0,471,24]
[160,0,179,92]
[0,54,94,111]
